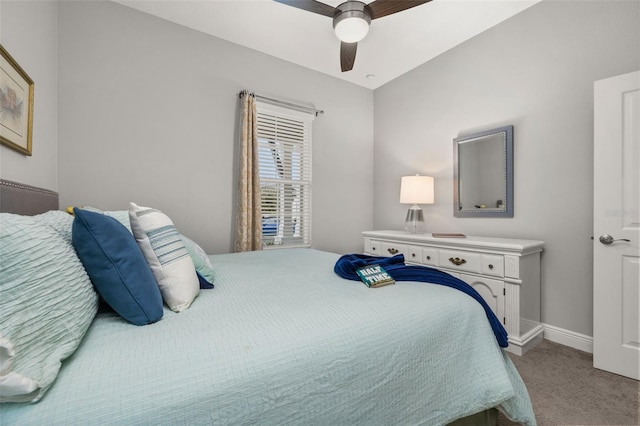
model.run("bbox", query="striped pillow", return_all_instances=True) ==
[128,203,199,312]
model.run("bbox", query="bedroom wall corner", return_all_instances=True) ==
[372,0,640,339]
[0,0,58,191]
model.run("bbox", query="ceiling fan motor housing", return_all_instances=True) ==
[333,1,372,43]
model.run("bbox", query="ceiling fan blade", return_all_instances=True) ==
[340,42,358,72]
[273,0,335,18]
[367,0,432,20]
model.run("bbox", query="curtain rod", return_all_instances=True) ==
[239,90,324,117]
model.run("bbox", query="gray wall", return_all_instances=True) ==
[57,0,373,255]
[0,1,58,190]
[373,0,640,337]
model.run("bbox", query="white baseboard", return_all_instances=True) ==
[542,323,593,354]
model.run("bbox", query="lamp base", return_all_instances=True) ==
[404,205,426,234]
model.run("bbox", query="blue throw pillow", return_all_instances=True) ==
[197,271,214,289]
[72,208,163,325]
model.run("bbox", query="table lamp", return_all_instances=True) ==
[400,175,434,234]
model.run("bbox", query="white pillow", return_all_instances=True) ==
[128,203,199,312]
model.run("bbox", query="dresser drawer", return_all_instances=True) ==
[364,239,416,261]
[481,254,504,277]
[422,247,438,267]
[364,238,381,255]
[405,245,422,264]
[380,242,408,257]
[438,249,481,273]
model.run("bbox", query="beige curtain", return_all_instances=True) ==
[234,92,262,252]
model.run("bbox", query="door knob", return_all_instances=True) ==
[599,234,630,245]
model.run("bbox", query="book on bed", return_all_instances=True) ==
[356,264,395,288]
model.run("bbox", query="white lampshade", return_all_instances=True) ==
[400,175,435,205]
[334,17,370,43]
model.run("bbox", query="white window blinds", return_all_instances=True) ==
[256,101,314,248]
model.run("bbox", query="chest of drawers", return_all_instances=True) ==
[363,230,545,355]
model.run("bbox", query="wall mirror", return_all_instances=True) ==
[453,125,513,217]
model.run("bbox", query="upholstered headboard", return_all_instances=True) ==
[0,179,59,215]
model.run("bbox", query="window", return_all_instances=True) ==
[256,101,314,248]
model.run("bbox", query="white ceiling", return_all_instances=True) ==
[113,0,540,89]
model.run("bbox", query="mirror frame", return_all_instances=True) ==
[453,125,513,218]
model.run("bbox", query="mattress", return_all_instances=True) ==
[0,248,535,425]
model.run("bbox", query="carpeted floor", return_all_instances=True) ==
[497,339,639,426]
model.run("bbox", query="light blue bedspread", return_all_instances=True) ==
[0,249,536,425]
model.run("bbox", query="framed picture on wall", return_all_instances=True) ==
[0,44,34,156]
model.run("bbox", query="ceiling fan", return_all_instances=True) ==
[274,0,432,72]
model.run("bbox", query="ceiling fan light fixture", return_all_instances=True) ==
[333,2,371,43]
[334,15,370,42]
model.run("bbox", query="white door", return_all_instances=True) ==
[593,70,640,380]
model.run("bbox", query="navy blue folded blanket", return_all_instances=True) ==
[334,253,508,348]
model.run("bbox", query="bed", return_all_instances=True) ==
[0,179,536,425]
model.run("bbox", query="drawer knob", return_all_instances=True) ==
[488,264,494,270]
[372,247,376,251]
[388,248,399,255]
[411,253,416,257]
[449,257,467,266]
[426,255,431,260]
